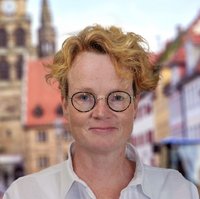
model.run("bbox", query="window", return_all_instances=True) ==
[55,104,63,116]
[37,130,48,142]
[0,56,9,80]
[14,27,26,47]
[42,42,50,54]
[16,55,23,79]
[37,156,49,169]
[6,129,12,138]
[32,105,44,117]
[0,28,7,47]
[14,164,24,180]
[41,41,54,56]
[147,130,153,143]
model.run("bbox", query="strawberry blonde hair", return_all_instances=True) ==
[45,24,159,97]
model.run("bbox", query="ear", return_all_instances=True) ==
[61,95,69,122]
[134,94,140,107]
[133,94,140,119]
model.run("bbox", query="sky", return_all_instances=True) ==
[28,0,200,52]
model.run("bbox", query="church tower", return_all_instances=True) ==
[38,0,56,58]
[0,0,33,119]
[0,0,32,82]
[0,0,33,180]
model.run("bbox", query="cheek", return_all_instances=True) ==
[62,101,77,123]
[66,109,87,130]
[124,115,135,130]
[65,113,79,136]
[121,106,136,131]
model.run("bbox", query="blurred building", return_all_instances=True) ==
[37,0,56,58]
[160,11,200,139]
[131,51,172,166]
[22,58,72,174]
[132,92,155,165]
[0,0,200,193]
[132,12,200,187]
[0,0,71,191]
[0,0,33,191]
[154,11,200,186]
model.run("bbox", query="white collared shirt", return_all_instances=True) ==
[3,143,199,199]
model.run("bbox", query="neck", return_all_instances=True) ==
[74,143,126,170]
[71,143,136,198]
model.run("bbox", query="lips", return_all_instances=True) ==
[89,126,117,133]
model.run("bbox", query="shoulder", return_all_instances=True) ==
[143,164,183,181]
[17,160,67,183]
[3,161,68,199]
[142,165,199,199]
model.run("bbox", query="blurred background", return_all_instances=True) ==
[0,0,200,197]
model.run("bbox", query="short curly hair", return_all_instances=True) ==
[45,24,159,97]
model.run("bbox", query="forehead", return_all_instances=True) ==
[67,52,132,91]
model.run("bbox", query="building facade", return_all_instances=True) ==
[0,0,200,193]
[0,0,33,191]
[22,58,72,174]
[131,92,155,165]
[155,11,200,186]
[0,0,61,191]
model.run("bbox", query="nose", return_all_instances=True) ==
[91,97,111,119]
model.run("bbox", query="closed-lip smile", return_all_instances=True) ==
[89,126,117,133]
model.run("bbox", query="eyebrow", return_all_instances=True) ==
[73,87,95,93]
[71,88,133,95]
[70,82,133,94]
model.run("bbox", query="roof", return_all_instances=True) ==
[157,11,200,66]
[149,53,160,64]
[23,57,63,127]
[157,35,183,66]
[170,46,185,64]
[184,11,200,44]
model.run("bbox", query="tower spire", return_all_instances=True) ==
[38,0,56,58]
[41,0,51,26]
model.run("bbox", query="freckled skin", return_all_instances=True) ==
[62,52,138,154]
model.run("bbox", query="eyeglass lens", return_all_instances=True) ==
[71,91,132,112]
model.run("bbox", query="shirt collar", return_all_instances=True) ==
[61,142,149,199]
[125,143,144,186]
[59,142,74,199]
[60,142,89,199]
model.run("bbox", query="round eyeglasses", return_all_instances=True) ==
[68,91,134,112]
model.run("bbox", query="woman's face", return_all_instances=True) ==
[62,51,138,154]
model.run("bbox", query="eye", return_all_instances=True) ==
[114,94,124,101]
[73,92,94,104]
[110,93,125,101]
[77,93,91,101]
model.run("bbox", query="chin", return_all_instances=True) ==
[88,139,126,154]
